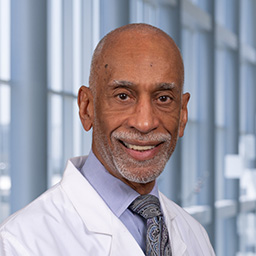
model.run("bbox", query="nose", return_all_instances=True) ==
[126,97,159,134]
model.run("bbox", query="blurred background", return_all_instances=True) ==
[0,0,256,255]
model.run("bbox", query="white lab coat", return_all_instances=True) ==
[0,156,215,255]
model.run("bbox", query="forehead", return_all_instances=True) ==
[104,30,178,62]
[97,30,183,90]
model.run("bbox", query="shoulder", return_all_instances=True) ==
[0,183,67,233]
[0,156,88,234]
[0,180,88,255]
[0,184,64,254]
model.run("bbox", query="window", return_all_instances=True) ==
[0,0,10,222]
[47,0,99,186]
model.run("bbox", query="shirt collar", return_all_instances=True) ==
[80,150,159,218]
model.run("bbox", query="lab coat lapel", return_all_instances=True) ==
[61,159,113,235]
[110,217,145,255]
[160,192,215,256]
[61,158,144,256]
[159,192,187,256]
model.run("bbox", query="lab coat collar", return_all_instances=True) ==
[60,156,145,255]
[61,158,112,235]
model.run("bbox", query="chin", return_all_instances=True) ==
[116,164,164,184]
[125,175,158,184]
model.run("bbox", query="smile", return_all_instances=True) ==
[120,140,163,152]
[123,142,155,151]
[117,138,165,161]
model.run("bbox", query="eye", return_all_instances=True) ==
[117,93,129,101]
[158,95,172,103]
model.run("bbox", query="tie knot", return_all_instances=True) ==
[129,194,162,219]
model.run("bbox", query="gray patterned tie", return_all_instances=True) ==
[129,194,172,256]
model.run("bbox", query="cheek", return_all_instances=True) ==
[94,108,124,140]
[159,110,181,133]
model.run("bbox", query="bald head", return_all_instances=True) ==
[89,23,184,94]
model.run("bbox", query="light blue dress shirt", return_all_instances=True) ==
[80,150,159,253]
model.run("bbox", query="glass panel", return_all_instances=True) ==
[0,85,11,221]
[217,217,238,256]
[73,0,82,94]
[48,0,63,92]
[0,85,10,126]
[225,0,238,34]
[215,48,240,197]
[238,212,256,254]
[48,94,63,186]
[241,0,256,47]
[181,28,200,207]
[240,64,247,134]
[216,0,238,33]
[215,48,226,127]
[143,2,157,26]
[215,127,226,200]
[62,0,74,93]
[240,63,255,134]
[0,0,11,222]
[63,96,74,161]
[73,99,82,157]
[181,121,198,206]
[182,28,198,121]
[182,29,214,207]
[215,0,226,27]
[0,0,10,80]
[188,0,212,13]
[130,0,157,24]
[47,0,98,186]
[92,0,100,49]
[244,64,255,134]
[135,0,144,23]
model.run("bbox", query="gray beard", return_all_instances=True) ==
[112,152,168,183]
[93,117,175,184]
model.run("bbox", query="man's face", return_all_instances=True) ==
[90,32,189,188]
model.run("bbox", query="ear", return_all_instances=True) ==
[179,92,190,138]
[78,86,94,131]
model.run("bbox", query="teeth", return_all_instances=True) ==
[123,142,155,151]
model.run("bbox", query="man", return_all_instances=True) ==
[0,24,215,255]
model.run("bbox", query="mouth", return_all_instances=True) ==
[120,140,162,152]
[113,132,170,161]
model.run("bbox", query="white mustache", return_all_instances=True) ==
[112,131,171,143]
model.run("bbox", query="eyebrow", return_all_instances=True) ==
[110,80,135,88]
[109,80,178,92]
[157,82,176,90]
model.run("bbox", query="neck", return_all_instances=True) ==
[121,178,156,195]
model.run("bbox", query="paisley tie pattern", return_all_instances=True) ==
[129,194,172,256]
